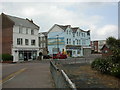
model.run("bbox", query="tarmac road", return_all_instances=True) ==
[2,61,54,88]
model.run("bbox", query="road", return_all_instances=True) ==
[1,60,54,88]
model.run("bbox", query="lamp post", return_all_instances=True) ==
[56,35,59,53]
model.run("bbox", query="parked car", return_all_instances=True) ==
[43,55,52,59]
[52,52,67,59]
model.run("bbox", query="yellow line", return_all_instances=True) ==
[0,68,27,84]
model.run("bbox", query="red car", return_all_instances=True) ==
[52,52,67,59]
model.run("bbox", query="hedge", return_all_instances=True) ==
[1,54,13,61]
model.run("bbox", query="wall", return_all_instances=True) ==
[13,26,39,49]
[1,14,14,55]
[48,25,65,54]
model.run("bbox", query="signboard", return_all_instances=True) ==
[48,37,65,45]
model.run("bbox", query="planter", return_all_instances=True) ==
[2,61,15,63]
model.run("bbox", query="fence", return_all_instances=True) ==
[50,61,76,90]
[51,58,93,65]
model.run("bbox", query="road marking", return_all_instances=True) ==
[0,68,27,84]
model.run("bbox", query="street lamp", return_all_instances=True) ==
[56,35,59,53]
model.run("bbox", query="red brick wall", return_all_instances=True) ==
[93,41,98,52]
[2,27,13,54]
[1,13,14,55]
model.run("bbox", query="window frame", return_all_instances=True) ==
[31,39,36,46]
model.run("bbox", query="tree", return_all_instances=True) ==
[106,37,120,63]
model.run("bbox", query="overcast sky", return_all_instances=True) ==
[0,1,118,40]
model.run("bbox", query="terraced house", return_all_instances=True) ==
[48,24,91,57]
[1,13,39,62]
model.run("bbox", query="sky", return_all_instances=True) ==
[0,1,119,40]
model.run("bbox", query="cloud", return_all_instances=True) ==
[1,2,118,40]
[91,25,118,40]
[1,0,119,2]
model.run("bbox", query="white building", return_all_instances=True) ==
[1,13,40,62]
[48,24,91,57]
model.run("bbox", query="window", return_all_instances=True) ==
[67,30,68,34]
[82,33,84,37]
[105,50,108,53]
[40,43,42,48]
[77,40,79,45]
[73,41,75,45]
[44,43,46,48]
[26,28,28,34]
[42,37,44,41]
[79,32,81,36]
[31,40,35,45]
[31,30,34,35]
[67,38,69,44]
[17,38,22,45]
[25,39,29,45]
[73,51,76,55]
[69,39,71,44]
[77,50,80,54]
[19,26,23,33]
[69,31,71,34]
[73,33,75,37]
[77,32,78,36]
[79,40,81,45]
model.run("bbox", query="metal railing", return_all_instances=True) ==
[50,61,76,90]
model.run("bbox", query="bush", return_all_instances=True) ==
[110,63,120,78]
[91,57,120,78]
[1,54,13,61]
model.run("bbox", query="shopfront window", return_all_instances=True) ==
[19,51,24,60]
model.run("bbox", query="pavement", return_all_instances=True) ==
[1,60,54,88]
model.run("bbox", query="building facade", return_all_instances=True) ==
[91,40,106,53]
[47,24,91,57]
[1,13,40,62]
[38,32,48,55]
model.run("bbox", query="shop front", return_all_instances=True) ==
[66,45,82,57]
[18,50,37,61]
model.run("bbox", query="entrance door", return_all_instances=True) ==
[24,52,28,61]
[67,50,72,57]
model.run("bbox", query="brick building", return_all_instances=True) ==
[91,40,106,53]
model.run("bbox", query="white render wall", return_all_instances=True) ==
[12,25,39,62]
[13,26,39,48]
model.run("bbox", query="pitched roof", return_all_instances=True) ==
[71,27,79,33]
[101,44,110,50]
[57,25,70,31]
[39,32,48,36]
[4,13,39,29]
